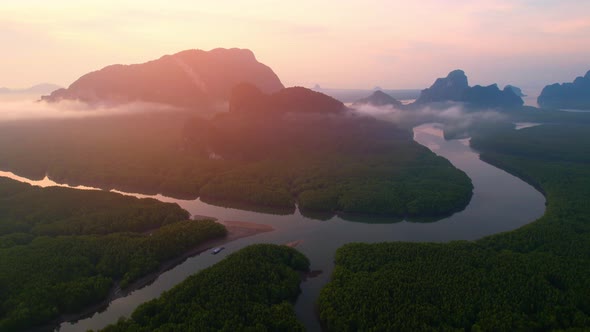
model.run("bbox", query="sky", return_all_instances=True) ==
[1,0,589,91]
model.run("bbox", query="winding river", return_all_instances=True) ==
[0,123,546,332]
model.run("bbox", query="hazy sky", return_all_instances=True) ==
[2,0,589,90]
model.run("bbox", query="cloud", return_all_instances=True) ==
[349,102,507,136]
[541,18,590,35]
[0,98,179,123]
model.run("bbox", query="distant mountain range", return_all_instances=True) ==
[414,70,524,109]
[538,70,590,110]
[313,87,420,103]
[353,90,403,108]
[0,83,62,95]
[36,47,579,113]
[41,48,284,108]
[352,70,524,110]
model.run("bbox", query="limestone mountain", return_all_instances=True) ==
[42,48,284,108]
[463,84,524,108]
[415,70,523,108]
[505,85,526,97]
[415,70,469,104]
[538,70,590,110]
[353,90,403,108]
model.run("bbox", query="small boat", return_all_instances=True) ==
[211,247,225,255]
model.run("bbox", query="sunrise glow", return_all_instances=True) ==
[2,0,590,90]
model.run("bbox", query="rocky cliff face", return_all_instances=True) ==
[538,70,590,110]
[42,48,284,108]
[464,84,524,108]
[415,70,469,104]
[414,70,523,108]
[505,85,526,97]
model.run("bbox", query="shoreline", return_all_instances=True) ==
[36,220,274,332]
[1,168,471,222]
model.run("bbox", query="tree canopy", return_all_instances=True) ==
[101,244,309,332]
[319,123,590,330]
[0,177,226,331]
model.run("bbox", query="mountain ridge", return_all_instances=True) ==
[413,69,523,109]
[353,90,403,108]
[41,48,284,108]
[537,70,590,110]
[0,83,62,95]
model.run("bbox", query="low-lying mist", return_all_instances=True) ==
[350,103,509,138]
[0,97,181,123]
[0,93,510,141]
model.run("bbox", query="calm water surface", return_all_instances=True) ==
[0,123,546,332]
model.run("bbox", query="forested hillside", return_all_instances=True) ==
[319,123,590,331]
[100,244,309,332]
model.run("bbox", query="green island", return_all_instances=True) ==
[318,123,590,331]
[100,244,309,332]
[192,111,473,219]
[0,111,473,220]
[0,177,226,331]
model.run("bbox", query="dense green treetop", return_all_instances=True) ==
[0,177,226,331]
[100,244,309,332]
[0,177,189,237]
[319,123,590,331]
[0,111,473,220]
